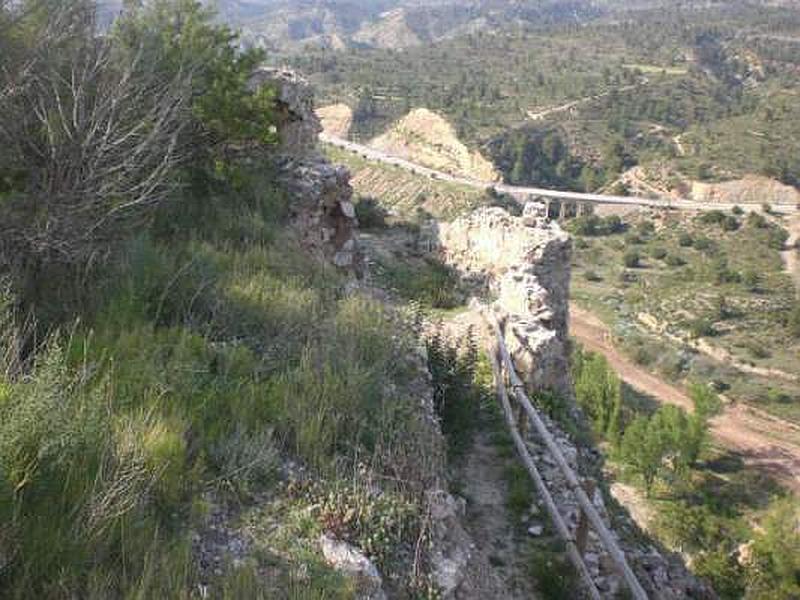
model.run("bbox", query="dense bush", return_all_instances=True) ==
[624,249,642,268]
[354,196,389,229]
[572,348,622,440]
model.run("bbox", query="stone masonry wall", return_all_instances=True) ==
[437,203,715,599]
[438,203,573,398]
[250,67,363,275]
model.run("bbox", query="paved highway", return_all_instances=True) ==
[321,133,797,215]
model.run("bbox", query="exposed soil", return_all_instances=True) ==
[570,304,800,493]
[369,108,500,182]
[316,103,353,138]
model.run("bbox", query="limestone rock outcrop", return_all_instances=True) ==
[250,67,363,275]
[320,535,387,600]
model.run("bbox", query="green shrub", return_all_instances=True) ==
[678,232,694,247]
[789,303,800,338]
[689,317,718,338]
[698,210,727,225]
[650,246,668,260]
[572,349,622,440]
[747,212,769,229]
[722,215,740,231]
[693,237,715,252]
[768,227,789,250]
[583,269,602,282]
[355,196,388,229]
[624,250,641,268]
[665,253,687,267]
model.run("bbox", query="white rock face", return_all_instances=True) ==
[438,205,573,398]
[320,536,387,600]
[426,490,472,597]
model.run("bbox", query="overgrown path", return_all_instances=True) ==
[570,305,800,493]
[456,429,539,599]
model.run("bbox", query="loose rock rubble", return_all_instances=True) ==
[320,535,387,600]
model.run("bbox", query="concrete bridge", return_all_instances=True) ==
[506,191,595,220]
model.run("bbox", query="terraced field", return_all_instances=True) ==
[325,145,491,221]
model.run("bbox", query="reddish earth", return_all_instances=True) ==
[570,305,800,493]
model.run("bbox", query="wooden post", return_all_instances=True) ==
[488,347,603,600]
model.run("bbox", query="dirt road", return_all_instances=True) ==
[570,305,800,493]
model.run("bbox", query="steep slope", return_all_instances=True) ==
[369,109,500,182]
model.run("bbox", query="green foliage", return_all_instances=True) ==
[426,328,486,458]
[688,317,718,338]
[354,196,388,229]
[378,258,462,309]
[572,348,622,440]
[0,156,436,596]
[788,303,800,339]
[490,126,605,191]
[694,550,746,600]
[114,0,277,145]
[650,246,668,260]
[528,544,579,599]
[745,498,800,599]
[623,249,641,268]
[616,402,710,495]
[568,214,626,237]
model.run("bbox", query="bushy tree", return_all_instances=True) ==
[746,499,800,599]
[616,415,665,495]
[572,348,622,440]
[112,0,276,147]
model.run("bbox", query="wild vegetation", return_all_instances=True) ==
[299,2,800,191]
[573,348,799,599]
[570,209,800,422]
[0,1,446,597]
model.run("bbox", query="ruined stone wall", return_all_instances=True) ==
[249,67,363,275]
[438,203,573,398]
[437,204,715,599]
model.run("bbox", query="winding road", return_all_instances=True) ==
[322,133,797,215]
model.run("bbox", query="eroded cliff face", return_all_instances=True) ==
[250,67,363,275]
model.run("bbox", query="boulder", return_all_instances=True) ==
[320,535,386,600]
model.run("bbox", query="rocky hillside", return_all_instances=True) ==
[369,108,500,182]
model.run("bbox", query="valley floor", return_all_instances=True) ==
[570,304,800,493]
